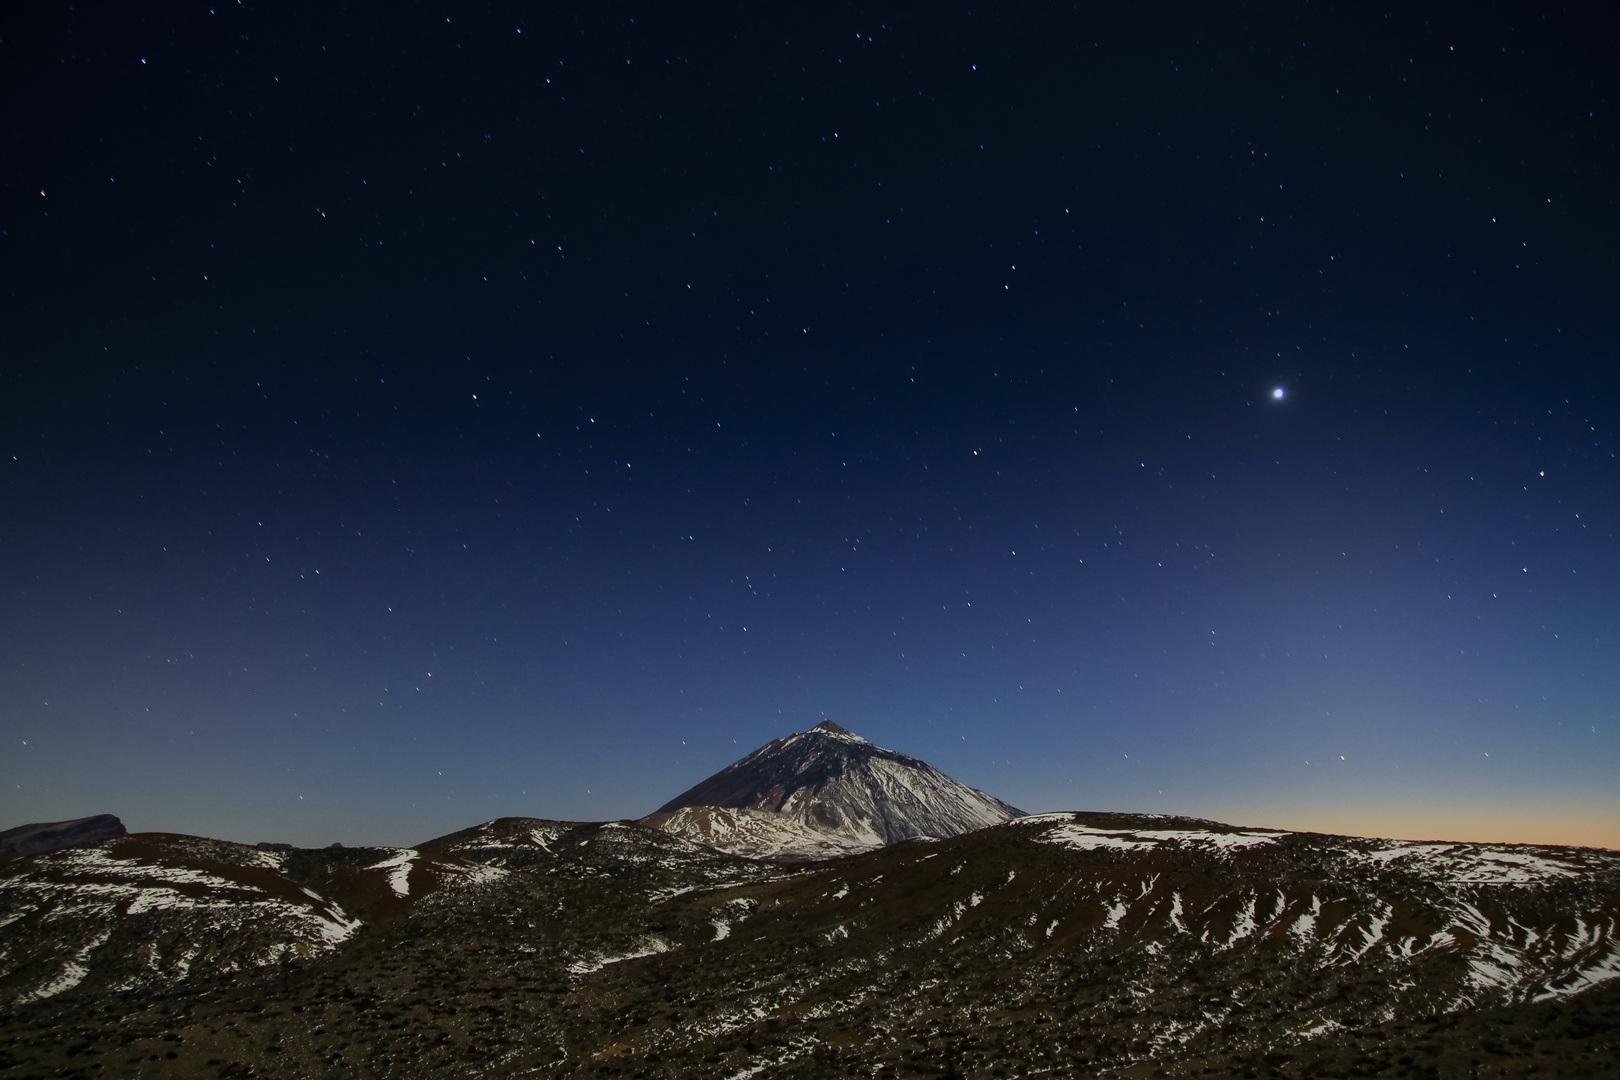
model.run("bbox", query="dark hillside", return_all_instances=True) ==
[1,812,1615,1078]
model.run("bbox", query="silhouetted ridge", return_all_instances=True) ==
[0,814,126,862]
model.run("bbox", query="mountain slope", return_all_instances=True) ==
[654,720,1024,850]
[1,811,1616,1079]
[0,817,774,1012]
[639,805,881,861]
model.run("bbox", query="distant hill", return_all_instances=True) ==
[0,814,125,862]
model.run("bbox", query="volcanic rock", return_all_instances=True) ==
[2,811,1617,1079]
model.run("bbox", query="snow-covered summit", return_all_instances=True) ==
[806,719,869,743]
[652,722,1024,856]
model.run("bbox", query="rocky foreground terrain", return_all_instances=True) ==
[2,811,1616,1079]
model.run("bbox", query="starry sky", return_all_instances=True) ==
[3,2,1617,849]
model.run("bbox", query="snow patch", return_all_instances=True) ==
[1290,896,1322,943]
[25,929,110,1002]
[567,936,672,975]
[1038,822,1284,854]
[1355,842,1583,885]
[369,849,417,897]
[1224,896,1258,947]
[1168,893,1189,934]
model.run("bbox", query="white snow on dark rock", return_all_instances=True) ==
[652,722,1024,856]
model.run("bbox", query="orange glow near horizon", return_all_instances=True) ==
[1204,801,1620,852]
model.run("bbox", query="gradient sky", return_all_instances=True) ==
[3,2,1616,850]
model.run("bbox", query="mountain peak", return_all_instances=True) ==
[653,724,1023,855]
[808,719,866,742]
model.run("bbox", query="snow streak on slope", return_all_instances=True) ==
[369,849,418,897]
[1013,812,1620,1009]
[0,817,785,1011]
[0,839,361,1007]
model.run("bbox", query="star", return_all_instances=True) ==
[1271,388,1285,400]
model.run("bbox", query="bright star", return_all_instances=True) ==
[1272,387,1285,400]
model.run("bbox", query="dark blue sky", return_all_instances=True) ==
[3,1,1616,848]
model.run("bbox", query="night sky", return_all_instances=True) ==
[3,2,1616,850]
